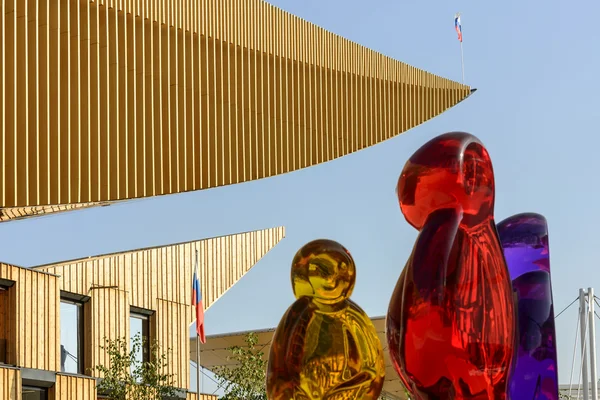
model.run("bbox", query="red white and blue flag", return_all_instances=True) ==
[192,258,206,344]
[455,14,463,42]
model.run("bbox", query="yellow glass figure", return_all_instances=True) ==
[267,239,385,400]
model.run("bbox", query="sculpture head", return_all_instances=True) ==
[291,239,356,305]
[397,132,495,229]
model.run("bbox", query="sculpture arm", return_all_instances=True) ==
[410,207,462,299]
[267,298,312,399]
[346,301,384,371]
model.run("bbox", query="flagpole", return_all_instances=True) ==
[455,12,465,84]
[197,335,201,394]
[460,40,465,84]
[195,249,201,395]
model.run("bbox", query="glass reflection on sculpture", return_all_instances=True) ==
[386,132,516,399]
[497,213,559,400]
[267,239,385,400]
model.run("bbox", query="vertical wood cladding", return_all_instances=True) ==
[0,227,283,391]
[51,374,97,400]
[38,226,285,311]
[34,226,284,385]
[84,287,129,378]
[0,0,471,219]
[152,298,192,389]
[0,366,21,400]
[0,263,60,371]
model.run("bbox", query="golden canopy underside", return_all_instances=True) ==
[0,202,110,222]
[0,0,472,221]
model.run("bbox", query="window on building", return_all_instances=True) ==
[0,280,14,365]
[22,386,47,400]
[130,309,151,365]
[60,297,84,374]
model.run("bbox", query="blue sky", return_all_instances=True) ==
[1,0,599,390]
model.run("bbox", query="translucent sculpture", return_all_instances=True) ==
[267,239,385,400]
[386,132,516,399]
[497,213,558,400]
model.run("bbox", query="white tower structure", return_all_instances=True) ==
[579,288,599,400]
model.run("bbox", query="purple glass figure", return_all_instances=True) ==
[497,213,559,400]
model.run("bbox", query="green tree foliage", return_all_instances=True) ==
[213,332,267,400]
[378,387,410,400]
[93,333,178,400]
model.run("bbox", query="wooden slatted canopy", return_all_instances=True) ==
[0,0,473,222]
[190,316,409,400]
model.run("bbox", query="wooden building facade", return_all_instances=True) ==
[0,0,472,222]
[0,0,471,398]
[0,226,285,399]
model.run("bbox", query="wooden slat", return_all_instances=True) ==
[0,0,471,220]
[0,263,60,371]
[52,374,97,400]
[0,366,21,400]
[84,286,129,378]
[152,298,191,389]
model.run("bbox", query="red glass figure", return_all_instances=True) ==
[386,132,516,399]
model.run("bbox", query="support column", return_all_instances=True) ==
[581,288,591,400]
[589,288,598,400]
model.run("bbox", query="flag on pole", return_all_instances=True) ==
[454,13,463,42]
[192,256,206,344]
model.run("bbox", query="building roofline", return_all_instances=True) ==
[1,261,60,277]
[32,226,285,269]
[203,315,386,340]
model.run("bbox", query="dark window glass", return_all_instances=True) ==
[22,386,47,400]
[0,286,9,364]
[60,299,84,374]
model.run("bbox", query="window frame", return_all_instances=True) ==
[129,307,153,363]
[0,279,15,365]
[21,385,48,400]
[59,293,88,375]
